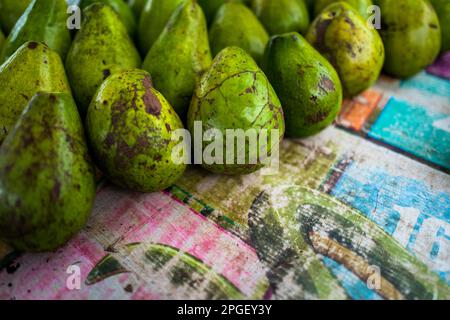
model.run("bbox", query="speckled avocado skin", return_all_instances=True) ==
[306,2,384,97]
[138,0,185,56]
[198,0,243,24]
[81,0,137,36]
[187,47,285,175]
[314,0,373,19]
[86,69,187,193]
[0,0,72,64]
[262,32,342,138]
[209,2,269,63]
[376,0,441,78]
[0,41,71,144]
[142,0,211,121]
[65,3,141,116]
[430,0,450,53]
[252,0,310,35]
[0,0,32,34]
[0,92,96,252]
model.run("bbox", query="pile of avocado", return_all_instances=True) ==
[0,0,447,251]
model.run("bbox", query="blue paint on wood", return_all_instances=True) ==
[329,162,450,284]
[322,256,383,300]
[400,72,450,98]
[368,97,450,169]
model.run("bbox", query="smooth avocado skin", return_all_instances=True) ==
[376,0,441,78]
[86,69,187,193]
[142,0,212,121]
[0,92,96,252]
[251,0,310,35]
[0,41,71,144]
[65,3,141,116]
[429,0,450,53]
[138,0,185,56]
[0,0,72,64]
[262,32,343,138]
[314,0,373,19]
[187,46,285,175]
[0,0,32,34]
[80,0,137,36]
[209,2,269,64]
[306,2,384,97]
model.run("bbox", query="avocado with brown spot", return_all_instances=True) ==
[314,0,373,19]
[0,0,72,64]
[0,41,71,144]
[187,46,285,175]
[430,0,450,53]
[251,0,310,35]
[262,32,342,137]
[0,92,96,252]
[306,2,384,97]
[86,69,187,192]
[65,3,141,116]
[142,0,212,121]
[138,0,185,56]
[80,0,137,36]
[0,0,32,34]
[209,2,269,63]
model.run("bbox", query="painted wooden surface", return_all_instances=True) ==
[0,57,449,300]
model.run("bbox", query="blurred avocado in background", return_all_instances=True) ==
[375,0,441,78]
[138,0,185,56]
[0,0,32,34]
[80,0,137,36]
[198,0,243,24]
[209,1,269,63]
[251,0,310,35]
[314,0,373,19]
[127,0,147,19]
[0,0,72,64]
[429,0,450,53]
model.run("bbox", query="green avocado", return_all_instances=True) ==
[142,0,211,120]
[376,0,441,78]
[306,2,384,97]
[0,29,4,52]
[262,32,342,138]
[81,0,137,36]
[0,0,32,34]
[86,69,187,192]
[0,92,96,252]
[314,0,373,19]
[209,2,269,63]
[0,0,72,64]
[138,0,185,56]
[251,0,310,35]
[429,0,449,53]
[187,46,285,175]
[0,41,71,144]
[127,0,148,19]
[198,0,243,24]
[65,3,141,116]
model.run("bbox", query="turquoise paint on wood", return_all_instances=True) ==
[368,97,450,169]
